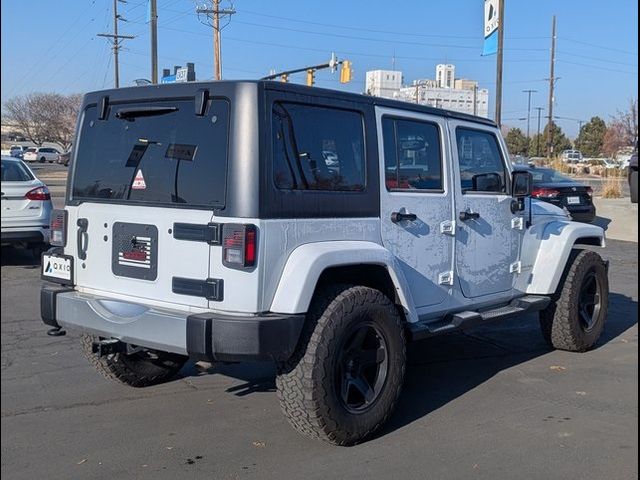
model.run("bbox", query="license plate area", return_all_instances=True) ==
[567,196,581,205]
[42,253,74,284]
[112,222,158,281]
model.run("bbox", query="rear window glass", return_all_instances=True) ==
[1,159,33,182]
[529,168,573,183]
[72,98,229,208]
[272,102,365,191]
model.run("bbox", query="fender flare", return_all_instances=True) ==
[269,241,418,323]
[525,220,605,295]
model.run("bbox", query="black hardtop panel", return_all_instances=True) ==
[82,80,496,128]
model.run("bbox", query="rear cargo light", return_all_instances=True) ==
[531,187,560,198]
[25,186,50,200]
[49,209,68,247]
[222,224,257,269]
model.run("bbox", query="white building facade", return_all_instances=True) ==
[365,64,490,118]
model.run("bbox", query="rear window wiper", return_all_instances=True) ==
[115,106,178,120]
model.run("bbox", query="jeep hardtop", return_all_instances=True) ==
[41,80,609,445]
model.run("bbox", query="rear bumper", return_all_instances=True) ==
[41,285,305,362]
[568,205,596,223]
[1,227,48,244]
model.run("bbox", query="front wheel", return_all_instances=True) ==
[39,156,46,163]
[539,249,609,352]
[276,285,406,446]
[81,335,187,387]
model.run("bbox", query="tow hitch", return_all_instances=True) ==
[91,339,144,357]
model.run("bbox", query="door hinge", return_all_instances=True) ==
[438,270,454,286]
[511,217,524,230]
[440,220,456,236]
[510,261,522,274]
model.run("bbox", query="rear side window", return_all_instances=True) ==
[456,127,507,193]
[72,98,229,207]
[382,117,443,191]
[1,160,34,181]
[272,102,365,191]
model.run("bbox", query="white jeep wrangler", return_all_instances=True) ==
[41,81,608,446]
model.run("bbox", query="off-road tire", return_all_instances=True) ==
[539,249,608,352]
[81,335,187,387]
[276,285,406,446]
[630,170,638,203]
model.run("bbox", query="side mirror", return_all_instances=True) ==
[511,170,532,198]
[472,172,502,192]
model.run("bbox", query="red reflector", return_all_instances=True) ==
[25,186,50,200]
[245,228,256,266]
[586,186,593,196]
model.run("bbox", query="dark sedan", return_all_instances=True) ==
[515,166,596,223]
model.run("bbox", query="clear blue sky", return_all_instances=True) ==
[1,0,637,137]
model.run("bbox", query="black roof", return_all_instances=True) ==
[85,80,497,127]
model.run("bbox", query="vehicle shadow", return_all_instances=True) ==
[0,246,40,268]
[184,292,637,441]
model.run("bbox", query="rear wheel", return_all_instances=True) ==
[276,285,406,446]
[81,335,187,387]
[539,249,609,352]
[630,170,638,203]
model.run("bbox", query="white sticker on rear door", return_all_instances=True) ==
[132,169,147,190]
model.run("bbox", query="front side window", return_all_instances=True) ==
[456,128,507,193]
[383,117,443,191]
[272,102,365,191]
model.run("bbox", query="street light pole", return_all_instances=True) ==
[522,89,537,138]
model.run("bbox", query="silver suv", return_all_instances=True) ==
[41,81,609,445]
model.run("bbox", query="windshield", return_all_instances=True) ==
[1,159,34,182]
[529,168,574,184]
[72,98,229,208]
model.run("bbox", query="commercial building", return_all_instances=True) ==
[365,64,490,118]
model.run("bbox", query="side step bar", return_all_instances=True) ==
[409,295,551,341]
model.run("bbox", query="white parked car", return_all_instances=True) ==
[23,147,61,163]
[561,149,584,163]
[9,145,30,158]
[1,156,52,256]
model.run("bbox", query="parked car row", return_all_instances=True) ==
[9,144,71,165]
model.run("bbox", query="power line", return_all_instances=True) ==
[557,51,638,67]
[98,0,136,88]
[556,59,638,75]
[558,36,638,56]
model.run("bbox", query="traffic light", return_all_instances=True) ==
[306,69,315,87]
[340,60,352,83]
[280,74,289,83]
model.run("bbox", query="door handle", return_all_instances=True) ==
[459,210,480,221]
[391,211,417,223]
[77,218,89,260]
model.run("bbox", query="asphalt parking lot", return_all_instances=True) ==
[1,234,637,479]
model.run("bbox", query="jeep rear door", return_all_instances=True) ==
[68,96,230,308]
[377,107,455,310]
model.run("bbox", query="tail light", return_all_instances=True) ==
[25,186,51,200]
[586,186,593,196]
[531,187,560,198]
[49,209,68,246]
[222,224,257,269]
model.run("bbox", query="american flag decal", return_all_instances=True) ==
[118,236,152,269]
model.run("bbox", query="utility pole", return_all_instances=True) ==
[546,15,557,158]
[196,1,236,80]
[534,107,545,156]
[98,0,135,88]
[522,89,537,137]
[150,0,158,83]
[494,0,505,126]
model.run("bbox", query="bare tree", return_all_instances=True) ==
[614,97,638,146]
[3,92,82,150]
